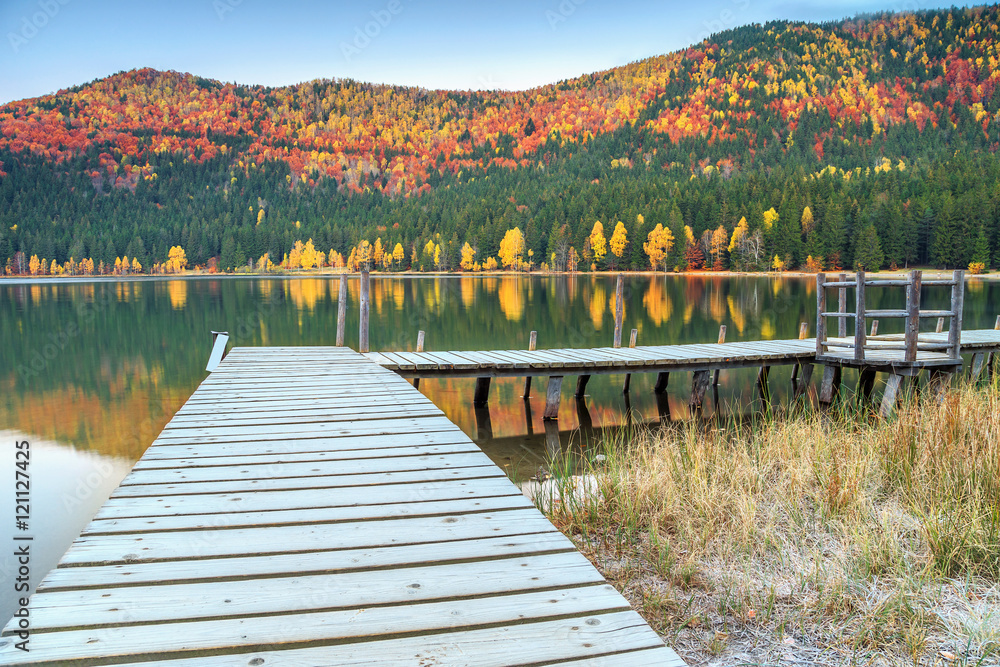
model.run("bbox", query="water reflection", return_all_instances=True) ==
[0,433,131,625]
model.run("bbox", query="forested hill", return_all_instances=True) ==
[2,5,1000,274]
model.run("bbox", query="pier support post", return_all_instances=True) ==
[622,328,638,394]
[791,322,808,386]
[474,405,493,441]
[690,370,711,411]
[575,374,591,398]
[857,367,878,405]
[927,369,952,400]
[712,325,727,387]
[522,331,537,398]
[756,365,771,404]
[613,274,624,348]
[544,376,564,420]
[413,330,425,389]
[880,373,905,418]
[359,270,370,353]
[793,363,814,400]
[968,352,986,383]
[474,377,491,406]
[819,365,842,404]
[575,397,593,431]
[654,372,669,394]
[335,275,348,347]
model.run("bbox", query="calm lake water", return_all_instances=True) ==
[2,273,999,624]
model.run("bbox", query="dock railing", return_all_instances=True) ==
[816,269,964,364]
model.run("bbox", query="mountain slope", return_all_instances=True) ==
[2,5,1000,273]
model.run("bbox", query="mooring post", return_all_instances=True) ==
[359,270,370,353]
[522,331,537,399]
[870,320,879,337]
[543,376,564,420]
[413,330,425,389]
[712,325,727,387]
[613,274,624,348]
[335,274,347,347]
[622,328,638,394]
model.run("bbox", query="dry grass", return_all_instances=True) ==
[542,382,1000,666]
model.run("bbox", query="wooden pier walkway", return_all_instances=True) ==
[364,329,1000,417]
[0,347,683,666]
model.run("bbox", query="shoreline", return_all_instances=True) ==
[2,267,996,285]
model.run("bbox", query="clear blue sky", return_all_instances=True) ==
[0,0,975,105]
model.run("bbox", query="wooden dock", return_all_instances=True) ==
[0,347,684,666]
[364,329,1000,418]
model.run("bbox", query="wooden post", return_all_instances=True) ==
[838,272,848,338]
[413,330,425,389]
[575,396,593,432]
[335,275,347,347]
[870,320,879,337]
[792,322,809,386]
[816,273,827,357]
[819,365,842,404]
[359,270,370,353]
[654,372,669,394]
[690,370,711,411]
[793,363,814,400]
[613,274,624,348]
[857,367,877,405]
[905,270,922,363]
[880,373,904,418]
[206,331,230,372]
[522,331,537,399]
[968,353,986,383]
[756,366,771,404]
[949,269,964,360]
[622,328,638,394]
[544,420,561,458]
[989,315,1000,383]
[543,376,564,420]
[575,374,591,398]
[854,270,866,362]
[928,369,952,400]
[712,325,727,387]
[474,377,492,407]
[474,405,494,441]
[936,317,945,334]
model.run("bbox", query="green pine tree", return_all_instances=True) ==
[853,224,884,271]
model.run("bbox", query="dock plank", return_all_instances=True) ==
[3,346,681,666]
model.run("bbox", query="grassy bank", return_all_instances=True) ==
[543,384,1000,666]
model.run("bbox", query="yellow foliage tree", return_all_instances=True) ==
[801,206,815,234]
[589,221,607,264]
[460,242,477,270]
[643,224,675,271]
[257,208,265,225]
[356,240,372,269]
[373,238,384,266]
[166,246,188,273]
[728,216,749,252]
[772,254,786,271]
[609,221,628,268]
[288,240,304,269]
[300,239,318,270]
[762,208,779,230]
[484,256,499,271]
[498,228,525,270]
[709,225,729,269]
[132,257,142,274]
[29,254,40,275]
[392,243,404,269]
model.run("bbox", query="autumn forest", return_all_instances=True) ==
[3,6,1000,276]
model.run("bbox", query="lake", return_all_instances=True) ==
[2,272,999,624]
